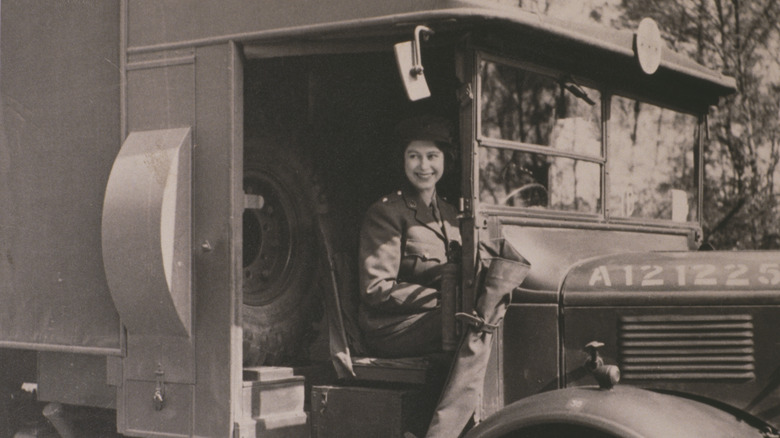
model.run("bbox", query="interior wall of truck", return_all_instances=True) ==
[240,46,460,371]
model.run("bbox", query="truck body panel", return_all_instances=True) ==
[113,43,244,437]
[0,0,121,352]
[500,223,693,294]
[563,306,780,425]
[557,251,780,426]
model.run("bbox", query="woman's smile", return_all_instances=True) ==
[404,140,445,203]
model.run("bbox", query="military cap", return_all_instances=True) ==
[394,115,455,150]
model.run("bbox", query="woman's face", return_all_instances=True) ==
[404,140,445,195]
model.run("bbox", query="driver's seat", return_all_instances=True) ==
[321,248,446,384]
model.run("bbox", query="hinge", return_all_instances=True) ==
[153,365,165,411]
[457,83,473,107]
[475,211,488,229]
[458,197,472,219]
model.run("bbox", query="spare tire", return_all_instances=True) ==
[242,141,325,366]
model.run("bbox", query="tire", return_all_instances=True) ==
[241,139,326,366]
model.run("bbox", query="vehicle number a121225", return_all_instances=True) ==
[587,262,780,288]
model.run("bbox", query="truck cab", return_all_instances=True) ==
[2,1,779,437]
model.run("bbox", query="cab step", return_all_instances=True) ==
[237,367,309,438]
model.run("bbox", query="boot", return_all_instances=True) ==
[425,238,529,438]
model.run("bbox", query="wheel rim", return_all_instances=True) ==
[242,171,301,306]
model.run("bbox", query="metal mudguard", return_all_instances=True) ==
[465,386,769,438]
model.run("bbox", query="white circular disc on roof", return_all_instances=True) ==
[636,17,662,75]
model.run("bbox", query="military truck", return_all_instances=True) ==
[2,0,779,437]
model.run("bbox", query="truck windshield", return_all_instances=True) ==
[476,55,700,224]
[607,96,699,222]
[478,57,602,214]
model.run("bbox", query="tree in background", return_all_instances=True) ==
[618,0,780,249]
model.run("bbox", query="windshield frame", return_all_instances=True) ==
[472,49,705,230]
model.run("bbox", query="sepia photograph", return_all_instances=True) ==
[0,0,778,436]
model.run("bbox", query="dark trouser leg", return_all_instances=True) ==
[364,307,442,358]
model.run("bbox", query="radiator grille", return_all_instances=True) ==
[618,314,755,381]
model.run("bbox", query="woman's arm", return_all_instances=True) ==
[359,201,440,314]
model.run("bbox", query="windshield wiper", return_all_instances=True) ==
[562,76,596,106]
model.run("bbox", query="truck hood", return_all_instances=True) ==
[561,251,780,306]
[559,250,780,428]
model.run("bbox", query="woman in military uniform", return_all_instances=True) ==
[358,115,461,358]
[359,116,530,438]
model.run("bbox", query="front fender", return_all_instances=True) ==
[465,386,768,438]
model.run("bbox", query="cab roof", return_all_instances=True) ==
[131,0,735,110]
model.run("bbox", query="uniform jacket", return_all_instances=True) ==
[358,189,461,336]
